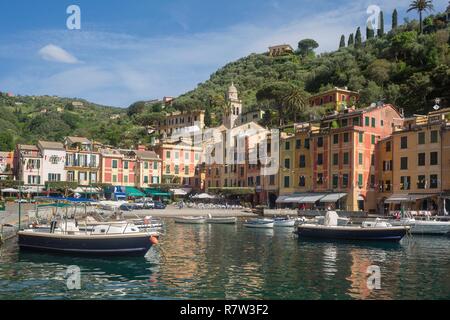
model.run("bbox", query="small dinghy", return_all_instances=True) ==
[243,218,274,229]
[296,212,409,242]
[174,216,206,224]
[273,217,296,227]
[206,214,237,224]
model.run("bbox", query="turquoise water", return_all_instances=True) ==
[0,220,449,300]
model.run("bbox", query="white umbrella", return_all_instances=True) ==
[193,193,216,199]
[170,189,188,196]
[1,188,20,193]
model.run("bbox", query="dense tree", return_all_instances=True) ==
[392,9,398,29]
[339,35,346,48]
[367,26,375,40]
[256,82,295,126]
[407,0,435,34]
[366,59,392,86]
[282,87,310,123]
[378,11,385,37]
[355,27,362,47]
[0,131,14,151]
[127,101,146,117]
[348,33,354,46]
[297,39,319,57]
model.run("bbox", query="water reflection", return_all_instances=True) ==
[0,224,449,299]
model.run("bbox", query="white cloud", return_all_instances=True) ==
[38,44,80,64]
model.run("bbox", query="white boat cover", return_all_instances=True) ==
[324,211,339,226]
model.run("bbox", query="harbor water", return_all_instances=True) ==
[0,220,449,299]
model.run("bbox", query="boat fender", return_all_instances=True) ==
[150,235,159,245]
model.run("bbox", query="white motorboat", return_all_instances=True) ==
[243,218,274,229]
[295,212,409,241]
[273,217,296,227]
[174,216,206,224]
[18,220,159,256]
[385,214,450,235]
[206,215,237,224]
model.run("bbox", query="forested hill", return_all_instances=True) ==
[0,94,132,150]
[172,9,450,126]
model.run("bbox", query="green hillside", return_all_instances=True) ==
[173,10,450,126]
[0,94,134,150]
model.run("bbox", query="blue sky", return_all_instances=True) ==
[0,0,448,107]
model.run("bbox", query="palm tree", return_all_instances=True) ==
[282,88,310,123]
[407,0,434,34]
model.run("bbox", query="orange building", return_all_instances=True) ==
[309,87,360,112]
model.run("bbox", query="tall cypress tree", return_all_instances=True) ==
[348,33,354,46]
[392,9,398,30]
[355,27,362,47]
[339,35,346,48]
[378,11,385,36]
[366,26,375,39]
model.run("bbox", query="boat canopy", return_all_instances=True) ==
[320,193,347,203]
[125,187,145,197]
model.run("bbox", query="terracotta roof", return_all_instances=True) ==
[66,136,91,144]
[18,144,39,151]
[134,150,159,159]
[38,141,65,150]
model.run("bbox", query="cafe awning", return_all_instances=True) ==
[144,188,172,197]
[125,187,145,197]
[320,193,347,203]
[384,194,436,203]
[298,193,326,204]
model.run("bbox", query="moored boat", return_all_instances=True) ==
[206,215,237,224]
[273,217,296,227]
[386,216,450,235]
[243,218,274,229]
[18,221,159,256]
[174,216,206,224]
[295,212,409,242]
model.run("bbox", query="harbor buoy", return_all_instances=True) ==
[150,235,159,245]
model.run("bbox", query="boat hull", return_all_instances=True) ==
[206,217,237,224]
[273,220,296,227]
[243,222,274,229]
[390,219,450,235]
[296,224,409,241]
[18,231,154,256]
[174,218,206,224]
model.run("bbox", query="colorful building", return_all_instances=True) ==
[154,110,205,138]
[37,141,67,185]
[278,104,403,212]
[380,108,450,215]
[309,87,360,112]
[0,151,14,180]
[64,137,100,186]
[154,139,203,189]
[14,144,42,187]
